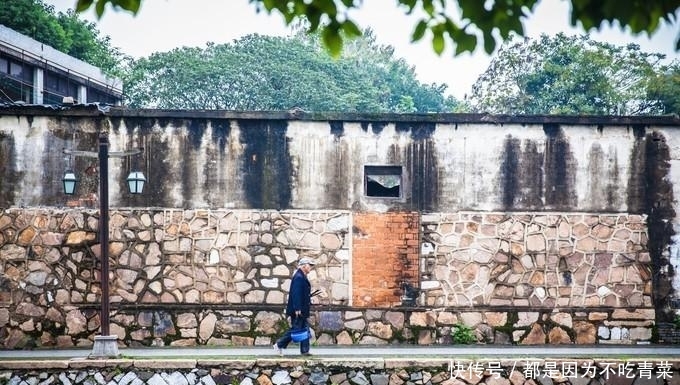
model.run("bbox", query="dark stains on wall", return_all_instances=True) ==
[627,128,676,321]
[387,143,401,164]
[587,144,605,208]
[70,120,106,208]
[140,122,172,208]
[327,137,350,208]
[606,149,621,210]
[361,122,387,135]
[626,125,647,213]
[109,118,155,208]
[407,139,438,211]
[519,140,544,208]
[327,121,348,208]
[330,121,343,138]
[188,120,207,150]
[117,117,158,134]
[240,120,292,209]
[35,117,80,207]
[42,133,71,207]
[498,136,545,210]
[586,143,621,211]
[207,119,232,205]
[543,124,576,209]
[0,132,17,207]
[211,119,231,154]
[181,120,204,206]
[400,122,438,211]
[396,122,435,140]
[638,131,675,322]
[499,135,520,209]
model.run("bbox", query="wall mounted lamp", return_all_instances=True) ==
[62,171,78,195]
[62,170,146,195]
[126,171,146,194]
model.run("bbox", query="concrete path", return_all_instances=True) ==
[1,345,679,360]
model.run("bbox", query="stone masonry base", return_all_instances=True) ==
[4,306,655,349]
[1,357,679,385]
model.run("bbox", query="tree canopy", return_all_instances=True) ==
[73,0,680,57]
[646,62,680,114]
[0,0,123,73]
[467,33,675,115]
[124,30,457,112]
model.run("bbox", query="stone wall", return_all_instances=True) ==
[2,358,679,385]
[420,213,651,308]
[0,208,351,305]
[1,305,658,349]
[0,208,352,348]
[0,208,657,349]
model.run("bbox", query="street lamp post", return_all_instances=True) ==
[64,130,144,358]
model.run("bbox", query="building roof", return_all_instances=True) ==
[0,25,122,96]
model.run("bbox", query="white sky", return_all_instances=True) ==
[45,0,679,100]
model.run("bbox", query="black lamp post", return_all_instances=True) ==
[63,130,144,358]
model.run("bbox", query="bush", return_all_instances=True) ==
[451,324,477,344]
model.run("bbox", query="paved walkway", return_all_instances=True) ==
[2,345,679,360]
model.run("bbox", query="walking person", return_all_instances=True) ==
[273,257,315,356]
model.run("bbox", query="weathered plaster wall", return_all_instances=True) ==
[1,108,678,215]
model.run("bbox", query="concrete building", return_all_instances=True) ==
[0,25,122,105]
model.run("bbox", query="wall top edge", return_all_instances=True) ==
[1,207,645,217]
[0,105,679,126]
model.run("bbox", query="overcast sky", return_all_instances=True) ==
[45,0,679,100]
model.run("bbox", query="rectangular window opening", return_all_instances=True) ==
[365,165,402,198]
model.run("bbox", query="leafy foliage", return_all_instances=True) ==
[451,323,476,344]
[646,61,680,114]
[0,0,124,74]
[468,34,669,115]
[0,0,67,50]
[73,0,680,56]
[123,30,457,112]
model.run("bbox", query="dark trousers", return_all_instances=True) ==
[275,316,310,354]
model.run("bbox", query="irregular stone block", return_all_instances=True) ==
[548,326,571,344]
[272,371,291,385]
[318,311,343,332]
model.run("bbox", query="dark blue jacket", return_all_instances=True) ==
[286,268,311,318]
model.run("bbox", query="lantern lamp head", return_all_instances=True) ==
[126,171,146,194]
[62,171,77,195]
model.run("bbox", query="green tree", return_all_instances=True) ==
[57,9,123,72]
[73,0,680,56]
[646,61,680,114]
[0,0,123,73]
[468,34,667,115]
[0,0,69,51]
[123,31,457,112]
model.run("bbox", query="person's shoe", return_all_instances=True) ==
[273,344,283,356]
[301,352,312,356]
